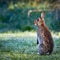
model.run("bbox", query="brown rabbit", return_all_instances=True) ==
[34,12,54,55]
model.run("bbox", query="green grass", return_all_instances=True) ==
[0,32,60,60]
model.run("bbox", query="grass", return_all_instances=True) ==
[0,31,60,60]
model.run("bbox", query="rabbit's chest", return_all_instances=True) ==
[37,28,45,44]
[37,32,44,44]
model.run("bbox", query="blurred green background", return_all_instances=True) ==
[0,0,60,32]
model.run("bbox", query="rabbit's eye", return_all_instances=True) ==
[37,19,39,21]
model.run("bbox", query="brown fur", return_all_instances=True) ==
[34,13,54,55]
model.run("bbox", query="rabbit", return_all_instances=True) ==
[34,12,54,55]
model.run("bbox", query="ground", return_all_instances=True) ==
[0,31,60,60]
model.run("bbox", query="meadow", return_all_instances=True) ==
[0,31,60,60]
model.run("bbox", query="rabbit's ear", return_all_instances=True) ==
[41,12,45,19]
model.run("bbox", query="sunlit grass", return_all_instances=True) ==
[8,1,50,10]
[0,31,36,37]
[8,2,14,10]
